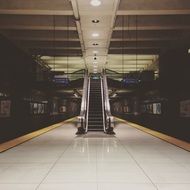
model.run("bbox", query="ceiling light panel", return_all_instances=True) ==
[90,0,101,7]
[78,0,115,13]
[92,33,99,37]
[92,19,100,23]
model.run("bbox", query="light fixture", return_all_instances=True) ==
[121,15,124,76]
[92,19,100,23]
[188,49,190,54]
[53,15,56,71]
[92,33,99,37]
[93,43,99,46]
[112,93,117,98]
[93,50,98,54]
[74,93,79,98]
[67,15,69,75]
[135,15,138,72]
[90,0,101,7]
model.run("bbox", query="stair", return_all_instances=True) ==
[88,78,104,131]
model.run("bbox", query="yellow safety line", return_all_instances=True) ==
[115,117,190,152]
[0,117,77,153]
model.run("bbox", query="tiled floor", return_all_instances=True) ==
[0,120,190,190]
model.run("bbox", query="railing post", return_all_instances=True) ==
[76,70,89,135]
[102,70,115,135]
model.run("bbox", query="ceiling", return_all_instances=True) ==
[0,0,190,74]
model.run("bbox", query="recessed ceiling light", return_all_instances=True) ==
[93,43,99,46]
[93,50,98,54]
[90,0,101,7]
[92,33,99,37]
[92,19,100,23]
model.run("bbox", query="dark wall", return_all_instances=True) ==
[111,48,190,142]
[0,36,81,143]
[0,36,35,85]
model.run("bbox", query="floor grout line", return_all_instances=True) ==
[0,120,190,189]
[35,140,73,190]
[117,137,159,190]
[114,117,190,152]
[0,117,77,153]
[95,139,98,190]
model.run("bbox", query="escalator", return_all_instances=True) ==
[77,71,115,134]
[88,78,104,131]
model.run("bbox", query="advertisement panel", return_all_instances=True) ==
[0,100,11,117]
[180,100,190,117]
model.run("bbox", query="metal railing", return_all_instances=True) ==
[85,78,90,133]
[102,70,115,134]
[100,76,106,133]
[76,70,90,134]
[77,70,114,135]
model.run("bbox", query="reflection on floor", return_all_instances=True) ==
[0,120,190,190]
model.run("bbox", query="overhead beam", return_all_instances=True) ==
[111,30,190,39]
[109,49,160,55]
[118,0,190,15]
[70,0,85,53]
[0,30,79,39]
[0,10,73,15]
[111,38,178,42]
[114,26,190,31]
[28,47,81,50]
[17,40,81,47]
[30,49,82,56]
[105,0,120,51]
[0,26,76,30]
[117,10,190,16]
[0,0,73,15]
[11,37,80,42]
[110,41,178,48]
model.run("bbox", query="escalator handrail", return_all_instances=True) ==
[102,71,113,130]
[100,77,106,133]
[78,71,89,131]
[85,77,90,133]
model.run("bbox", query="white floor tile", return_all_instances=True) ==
[38,183,97,190]
[98,183,157,190]
[156,184,190,190]
[146,172,190,183]
[43,163,97,183]
[97,162,150,183]
[0,153,61,163]
[0,184,37,190]
[0,120,190,189]
[0,163,52,183]
[139,163,190,183]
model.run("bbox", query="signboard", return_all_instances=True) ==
[180,100,190,117]
[59,106,66,113]
[153,103,162,114]
[30,102,48,115]
[141,103,161,115]
[53,75,69,86]
[123,78,139,85]
[0,100,11,117]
